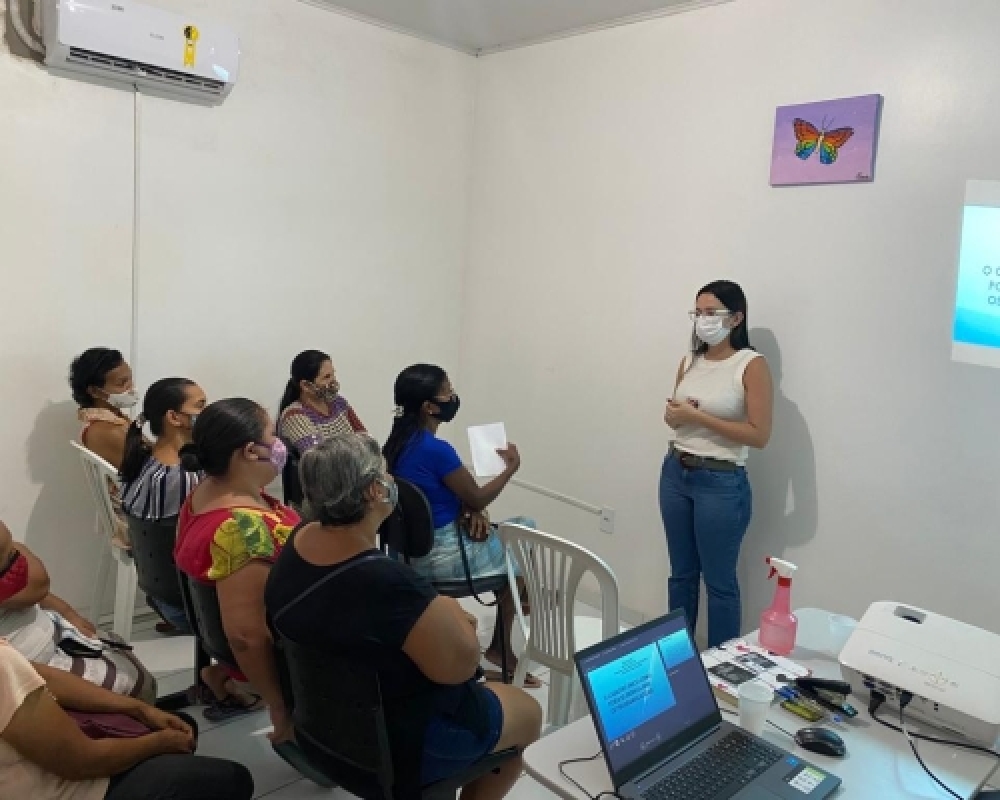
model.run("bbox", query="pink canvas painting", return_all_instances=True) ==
[770,94,882,186]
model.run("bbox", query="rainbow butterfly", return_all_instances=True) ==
[793,118,854,165]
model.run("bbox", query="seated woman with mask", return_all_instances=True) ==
[174,398,297,732]
[69,348,137,469]
[120,378,207,635]
[383,364,538,686]
[0,518,157,704]
[277,350,366,455]
[69,347,136,549]
[266,434,542,799]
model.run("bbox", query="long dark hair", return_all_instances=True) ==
[69,348,125,408]
[279,350,330,414]
[120,378,196,484]
[383,364,447,472]
[692,280,752,356]
[179,398,266,478]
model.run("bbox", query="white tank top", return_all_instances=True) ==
[672,349,762,466]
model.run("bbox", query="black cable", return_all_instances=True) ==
[767,720,797,738]
[897,693,961,800]
[868,691,1000,760]
[869,690,999,799]
[558,751,623,800]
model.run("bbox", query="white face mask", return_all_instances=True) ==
[695,316,731,347]
[107,389,139,409]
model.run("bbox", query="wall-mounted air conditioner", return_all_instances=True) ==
[41,0,239,105]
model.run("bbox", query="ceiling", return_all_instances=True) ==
[305,0,731,55]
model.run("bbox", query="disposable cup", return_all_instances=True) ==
[738,681,773,737]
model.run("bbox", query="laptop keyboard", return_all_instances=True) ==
[640,730,784,800]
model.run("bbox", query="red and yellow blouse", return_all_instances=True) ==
[174,491,300,583]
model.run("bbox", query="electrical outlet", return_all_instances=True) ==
[600,507,615,534]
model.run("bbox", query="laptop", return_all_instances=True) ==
[574,610,841,800]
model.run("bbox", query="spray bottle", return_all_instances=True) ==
[759,557,798,655]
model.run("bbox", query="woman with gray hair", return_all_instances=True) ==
[265,434,542,800]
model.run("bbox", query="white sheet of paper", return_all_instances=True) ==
[468,423,507,478]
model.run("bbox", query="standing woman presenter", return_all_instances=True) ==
[659,280,773,647]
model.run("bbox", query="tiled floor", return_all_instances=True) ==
[130,599,602,799]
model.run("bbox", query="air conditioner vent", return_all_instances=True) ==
[67,46,225,95]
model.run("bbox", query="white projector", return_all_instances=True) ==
[839,602,1000,745]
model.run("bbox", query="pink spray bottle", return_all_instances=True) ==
[758,557,798,655]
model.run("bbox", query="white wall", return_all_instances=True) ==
[1,0,476,609]
[461,0,1000,633]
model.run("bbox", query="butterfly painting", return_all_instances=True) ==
[771,94,881,186]
[793,118,854,165]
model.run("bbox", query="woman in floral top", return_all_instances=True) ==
[174,398,298,740]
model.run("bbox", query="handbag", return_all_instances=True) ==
[66,711,151,739]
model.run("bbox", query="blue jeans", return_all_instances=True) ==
[658,451,752,648]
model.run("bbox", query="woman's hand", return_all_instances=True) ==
[65,610,98,639]
[496,443,521,474]
[131,704,192,736]
[149,727,196,755]
[461,511,491,542]
[664,399,702,428]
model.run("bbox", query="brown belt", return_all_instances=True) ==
[671,447,741,472]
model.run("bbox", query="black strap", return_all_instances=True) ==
[272,550,383,630]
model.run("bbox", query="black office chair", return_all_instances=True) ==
[272,634,517,799]
[380,478,512,683]
[281,436,304,509]
[126,514,204,711]
[176,571,235,703]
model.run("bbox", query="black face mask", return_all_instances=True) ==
[432,395,460,423]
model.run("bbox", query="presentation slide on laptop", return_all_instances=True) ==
[579,614,717,774]
[586,643,677,741]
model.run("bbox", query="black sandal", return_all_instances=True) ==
[203,692,264,722]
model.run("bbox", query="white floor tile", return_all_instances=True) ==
[257,778,344,798]
[194,709,305,796]
[133,633,198,675]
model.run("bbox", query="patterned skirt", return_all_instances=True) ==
[408,516,535,582]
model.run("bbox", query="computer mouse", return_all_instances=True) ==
[794,726,846,758]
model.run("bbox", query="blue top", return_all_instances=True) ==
[394,430,463,529]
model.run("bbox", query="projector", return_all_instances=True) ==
[839,602,1000,746]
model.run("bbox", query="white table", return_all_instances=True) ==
[524,609,999,799]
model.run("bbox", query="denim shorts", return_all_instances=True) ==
[421,685,504,785]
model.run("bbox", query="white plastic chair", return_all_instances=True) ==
[499,522,621,727]
[70,441,137,641]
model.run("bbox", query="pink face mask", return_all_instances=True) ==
[255,438,288,472]
[0,551,29,603]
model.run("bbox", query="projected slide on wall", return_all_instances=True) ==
[953,181,1000,367]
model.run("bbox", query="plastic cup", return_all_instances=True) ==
[828,614,857,657]
[738,681,773,736]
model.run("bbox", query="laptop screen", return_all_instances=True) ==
[575,610,721,787]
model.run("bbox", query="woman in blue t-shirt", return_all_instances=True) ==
[384,364,538,687]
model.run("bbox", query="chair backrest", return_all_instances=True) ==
[378,478,434,560]
[70,440,121,543]
[176,571,237,668]
[276,636,392,800]
[281,437,304,508]
[127,514,184,611]
[498,523,620,673]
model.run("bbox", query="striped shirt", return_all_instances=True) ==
[121,456,202,521]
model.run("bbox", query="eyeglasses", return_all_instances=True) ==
[688,309,732,321]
